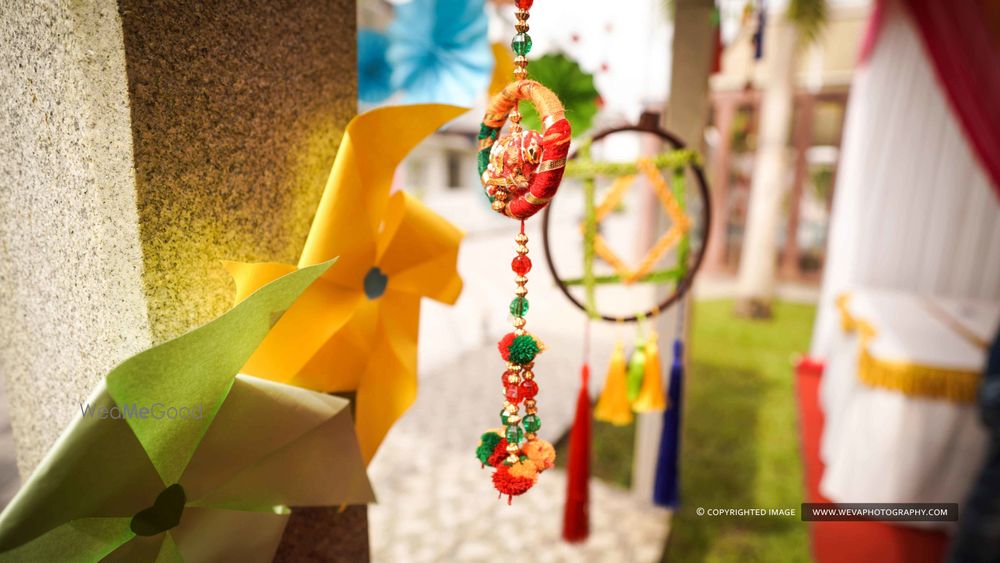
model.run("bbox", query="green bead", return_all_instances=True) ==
[522,413,541,433]
[509,296,529,316]
[512,33,532,56]
[500,408,509,425]
[505,424,523,444]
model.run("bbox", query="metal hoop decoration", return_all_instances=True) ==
[540,121,713,323]
[478,80,572,220]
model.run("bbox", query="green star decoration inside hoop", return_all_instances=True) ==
[0,260,374,562]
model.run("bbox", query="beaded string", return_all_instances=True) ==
[502,220,540,464]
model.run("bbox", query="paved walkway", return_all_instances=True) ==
[368,340,671,563]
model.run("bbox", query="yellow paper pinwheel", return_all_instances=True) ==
[225,104,466,462]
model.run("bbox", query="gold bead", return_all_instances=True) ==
[512,316,526,328]
[514,285,528,297]
[515,275,528,285]
[514,67,527,79]
[506,362,517,371]
[514,328,526,336]
[525,406,537,415]
[506,453,520,464]
[524,432,537,441]
[515,233,529,244]
[515,244,529,255]
[506,443,520,453]
[522,370,534,380]
[515,22,529,33]
[507,414,521,424]
[524,399,536,409]
[515,9,529,20]
[492,200,505,212]
[507,374,519,384]
[514,55,528,67]
[494,189,508,201]
[505,404,518,414]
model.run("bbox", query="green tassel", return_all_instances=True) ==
[626,342,647,403]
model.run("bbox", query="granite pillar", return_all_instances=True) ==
[0,0,366,559]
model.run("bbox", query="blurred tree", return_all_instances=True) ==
[735,0,827,318]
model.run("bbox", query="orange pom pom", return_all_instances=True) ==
[508,460,539,480]
[523,439,556,471]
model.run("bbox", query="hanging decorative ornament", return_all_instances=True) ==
[474,0,571,503]
[539,116,713,539]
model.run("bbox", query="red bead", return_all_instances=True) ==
[518,379,538,399]
[506,385,522,404]
[501,370,515,384]
[515,0,533,9]
[512,255,532,275]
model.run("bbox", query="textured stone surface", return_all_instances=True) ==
[274,506,370,562]
[1,0,365,558]
[0,0,152,476]
[119,0,358,342]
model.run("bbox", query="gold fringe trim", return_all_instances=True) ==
[836,293,980,403]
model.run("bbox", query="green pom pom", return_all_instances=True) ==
[476,431,501,464]
[508,334,541,364]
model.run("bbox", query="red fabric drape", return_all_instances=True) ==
[902,0,1000,198]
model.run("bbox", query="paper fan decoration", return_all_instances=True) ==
[0,262,374,562]
[387,0,493,105]
[225,104,466,462]
[358,29,394,105]
[518,52,598,137]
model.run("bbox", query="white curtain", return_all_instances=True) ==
[811,2,1000,358]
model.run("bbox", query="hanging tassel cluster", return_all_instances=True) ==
[594,329,666,425]
[653,338,685,507]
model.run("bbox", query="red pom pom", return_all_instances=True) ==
[498,332,516,361]
[492,464,536,498]
[487,438,509,467]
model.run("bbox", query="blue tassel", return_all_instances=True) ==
[653,338,684,507]
[753,1,767,60]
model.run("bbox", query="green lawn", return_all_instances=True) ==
[665,299,815,562]
[555,299,816,562]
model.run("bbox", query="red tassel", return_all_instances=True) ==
[562,363,591,542]
[712,22,723,74]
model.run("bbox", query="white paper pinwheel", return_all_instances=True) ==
[0,261,374,562]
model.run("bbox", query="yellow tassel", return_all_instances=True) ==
[633,333,666,412]
[594,342,634,426]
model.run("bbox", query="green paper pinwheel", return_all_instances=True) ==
[0,261,374,562]
[519,52,599,137]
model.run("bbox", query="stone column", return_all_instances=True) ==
[0,0,366,559]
